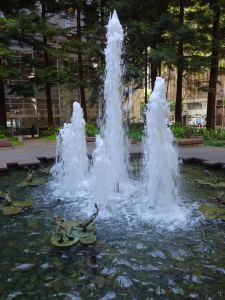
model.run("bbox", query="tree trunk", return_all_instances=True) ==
[206,1,220,130]
[175,0,184,124]
[42,0,54,127]
[0,78,7,129]
[46,83,54,127]
[144,48,148,104]
[150,61,157,91]
[77,8,87,122]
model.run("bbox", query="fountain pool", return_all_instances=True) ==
[0,163,225,299]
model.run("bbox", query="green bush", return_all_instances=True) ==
[171,123,199,138]
[126,128,144,140]
[0,125,10,137]
[85,121,99,137]
[201,128,225,141]
[40,126,60,137]
[204,140,225,147]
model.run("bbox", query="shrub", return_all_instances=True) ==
[40,126,60,137]
[205,140,225,147]
[0,125,10,137]
[171,123,199,138]
[85,121,99,137]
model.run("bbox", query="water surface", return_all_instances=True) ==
[0,162,225,299]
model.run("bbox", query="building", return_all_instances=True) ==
[3,8,100,136]
[165,70,225,127]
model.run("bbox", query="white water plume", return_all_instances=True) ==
[142,77,180,211]
[51,102,88,195]
[50,12,192,228]
[92,10,129,204]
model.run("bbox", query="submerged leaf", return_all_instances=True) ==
[198,205,222,213]
[80,235,97,244]
[1,206,22,215]
[197,180,225,189]
[218,214,225,221]
[199,205,225,220]
[17,178,48,187]
[203,213,218,219]
[13,200,34,207]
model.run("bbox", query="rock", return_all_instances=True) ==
[11,263,35,271]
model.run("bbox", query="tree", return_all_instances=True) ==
[76,6,87,121]
[0,18,23,128]
[175,0,184,123]
[206,0,222,129]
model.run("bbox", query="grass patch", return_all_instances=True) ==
[204,140,225,147]
[40,135,57,141]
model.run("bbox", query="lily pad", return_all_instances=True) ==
[197,180,225,189]
[64,220,96,234]
[51,233,80,247]
[219,214,225,221]
[13,200,34,208]
[70,227,96,238]
[63,220,80,233]
[198,205,222,214]
[80,235,97,245]
[1,206,22,215]
[0,199,34,215]
[198,205,225,220]
[203,213,218,219]
[17,178,48,187]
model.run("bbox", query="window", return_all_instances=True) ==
[187,102,202,110]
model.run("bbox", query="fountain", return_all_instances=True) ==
[92,10,128,210]
[51,101,89,195]
[50,11,184,224]
[142,77,179,210]
[1,11,225,300]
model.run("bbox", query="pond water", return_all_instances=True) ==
[0,161,225,300]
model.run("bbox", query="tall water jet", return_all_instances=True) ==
[51,102,88,195]
[92,135,111,210]
[142,77,179,210]
[93,11,128,202]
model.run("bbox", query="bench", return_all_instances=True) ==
[177,138,204,147]
[0,139,12,147]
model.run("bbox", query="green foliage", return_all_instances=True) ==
[127,129,143,140]
[0,125,10,137]
[126,123,144,140]
[85,121,99,137]
[204,140,225,147]
[202,128,225,147]
[6,136,23,146]
[0,125,23,145]
[170,123,199,138]
[202,128,225,140]
[169,101,176,112]
[40,126,60,137]
[40,122,100,139]
[171,123,225,147]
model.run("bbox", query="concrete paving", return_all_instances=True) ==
[0,138,225,171]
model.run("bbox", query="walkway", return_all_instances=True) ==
[0,138,225,171]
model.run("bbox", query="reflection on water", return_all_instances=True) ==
[0,162,225,299]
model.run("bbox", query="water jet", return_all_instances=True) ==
[0,11,225,299]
